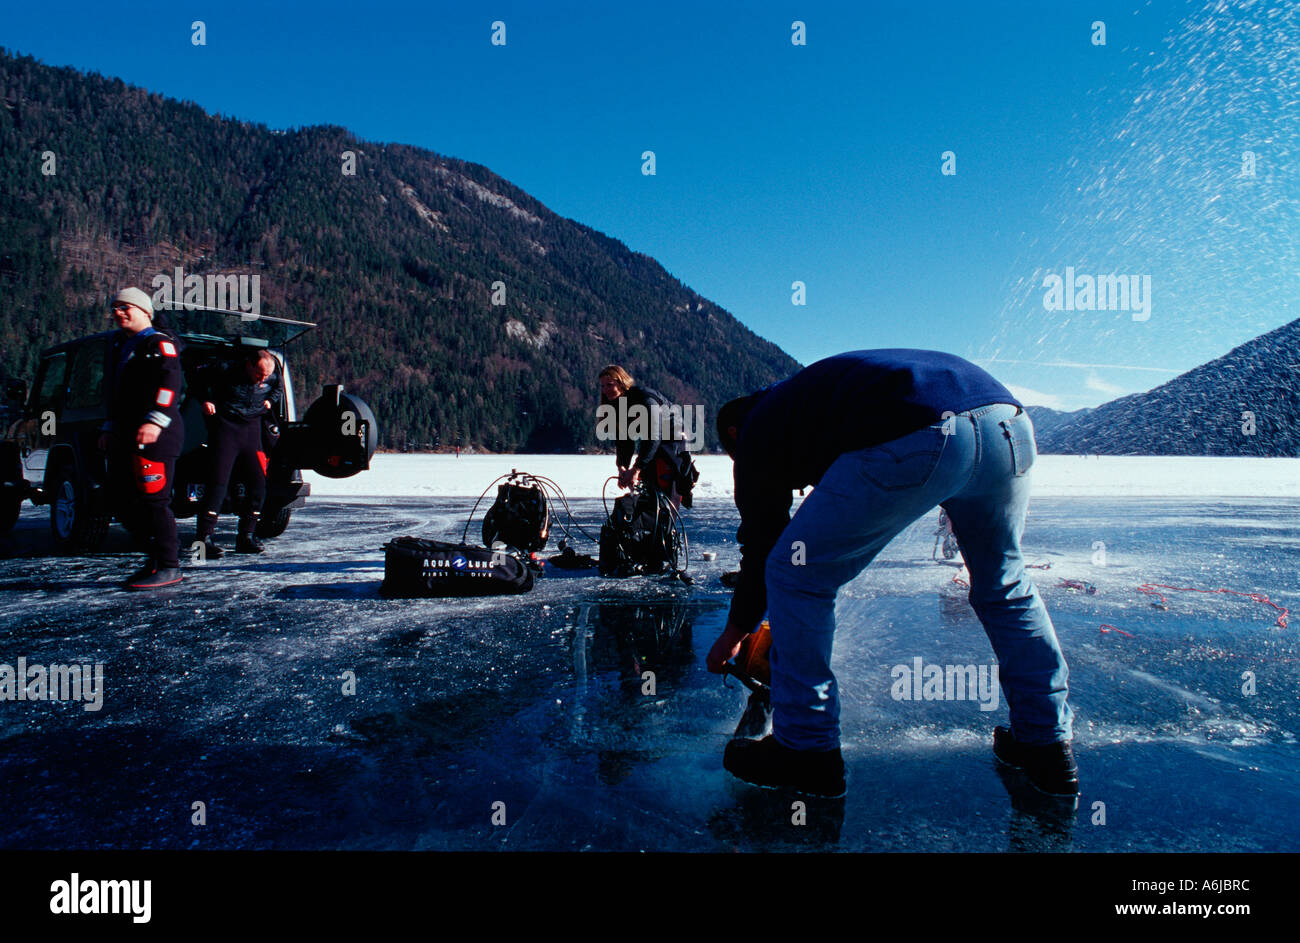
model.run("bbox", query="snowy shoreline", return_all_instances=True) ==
[307,454,1300,499]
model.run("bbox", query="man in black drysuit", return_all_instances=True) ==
[99,287,186,590]
[194,348,281,556]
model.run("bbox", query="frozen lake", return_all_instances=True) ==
[0,470,1297,850]
[305,453,1300,499]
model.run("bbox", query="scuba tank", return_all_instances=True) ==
[482,471,551,553]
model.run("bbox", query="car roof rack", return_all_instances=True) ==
[155,303,317,329]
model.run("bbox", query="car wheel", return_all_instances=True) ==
[49,463,110,553]
[255,506,291,539]
[0,494,20,535]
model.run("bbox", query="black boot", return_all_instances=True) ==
[993,726,1079,797]
[723,735,846,798]
[195,512,226,560]
[127,566,182,590]
[235,513,264,554]
[125,557,157,585]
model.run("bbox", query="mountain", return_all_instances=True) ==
[0,49,799,451]
[1034,319,1300,456]
[1024,405,1094,442]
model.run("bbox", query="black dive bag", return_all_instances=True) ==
[381,537,534,597]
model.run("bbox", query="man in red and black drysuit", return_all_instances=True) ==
[99,287,185,589]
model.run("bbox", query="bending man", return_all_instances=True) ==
[706,349,1076,799]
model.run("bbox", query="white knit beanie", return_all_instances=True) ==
[112,287,154,317]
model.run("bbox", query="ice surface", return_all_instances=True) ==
[0,481,1296,850]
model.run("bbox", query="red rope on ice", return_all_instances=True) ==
[1058,578,1098,595]
[1135,582,1289,630]
[945,566,1289,639]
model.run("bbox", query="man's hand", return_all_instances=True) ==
[136,423,162,446]
[203,401,216,416]
[96,432,110,452]
[263,400,272,411]
[618,466,641,489]
[706,620,752,674]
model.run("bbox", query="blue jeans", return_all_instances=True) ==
[764,404,1073,751]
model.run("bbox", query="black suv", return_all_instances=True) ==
[0,305,377,552]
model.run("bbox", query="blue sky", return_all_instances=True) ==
[4,0,1295,409]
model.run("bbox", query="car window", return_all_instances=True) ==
[65,337,108,410]
[32,353,69,413]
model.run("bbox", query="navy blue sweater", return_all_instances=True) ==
[727,350,1020,633]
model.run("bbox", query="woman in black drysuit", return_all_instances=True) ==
[194,349,281,556]
[597,364,697,508]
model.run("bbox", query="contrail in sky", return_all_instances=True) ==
[976,359,1182,375]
